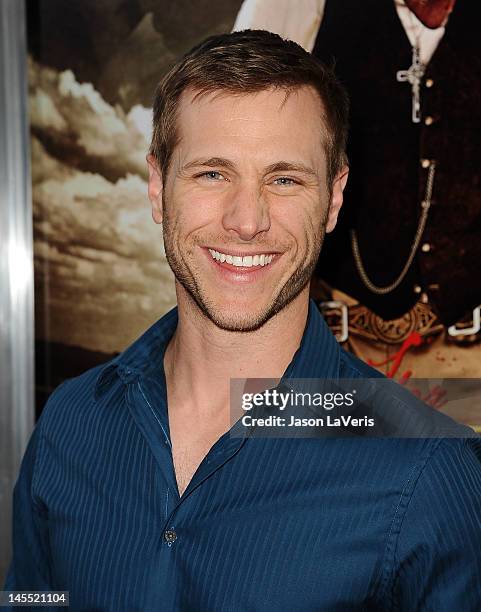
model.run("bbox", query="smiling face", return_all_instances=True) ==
[148,85,347,332]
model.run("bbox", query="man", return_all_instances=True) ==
[5,31,481,610]
[234,0,481,386]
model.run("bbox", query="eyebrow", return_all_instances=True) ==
[263,161,318,177]
[182,157,236,172]
[182,158,318,177]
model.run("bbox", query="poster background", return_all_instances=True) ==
[27,0,243,412]
[27,1,481,426]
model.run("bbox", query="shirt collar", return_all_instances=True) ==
[94,299,340,400]
[94,306,178,400]
[283,298,340,380]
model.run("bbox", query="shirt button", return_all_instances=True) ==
[164,529,177,544]
[421,158,430,168]
[421,243,431,253]
[414,284,422,294]
[424,116,434,126]
[425,78,434,88]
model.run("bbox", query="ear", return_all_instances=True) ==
[326,165,349,233]
[147,154,163,224]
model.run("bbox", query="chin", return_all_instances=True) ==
[206,311,272,333]
[201,299,273,332]
[202,286,306,332]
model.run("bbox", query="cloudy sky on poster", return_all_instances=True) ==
[30,59,175,353]
[29,0,242,352]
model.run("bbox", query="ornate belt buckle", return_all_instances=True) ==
[318,300,349,343]
[447,306,481,337]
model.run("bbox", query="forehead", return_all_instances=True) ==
[173,85,328,168]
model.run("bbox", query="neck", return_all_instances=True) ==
[164,285,310,417]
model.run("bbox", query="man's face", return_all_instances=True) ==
[148,85,347,331]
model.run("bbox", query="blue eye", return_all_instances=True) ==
[273,177,297,186]
[201,171,225,180]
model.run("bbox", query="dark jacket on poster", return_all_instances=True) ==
[313,0,481,325]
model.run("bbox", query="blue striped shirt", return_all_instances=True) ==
[5,300,481,610]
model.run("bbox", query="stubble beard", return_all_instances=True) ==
[162,195,329,332]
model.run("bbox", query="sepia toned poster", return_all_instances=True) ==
[27,0,243,412]
[28,0,481,427]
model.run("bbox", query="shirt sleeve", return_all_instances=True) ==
[390,438,481,611]
[232,0,326,52]
[3,424,53,591]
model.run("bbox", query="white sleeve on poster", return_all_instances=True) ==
[232,0,326,52]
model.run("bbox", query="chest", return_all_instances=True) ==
[45,443,389,611]
[168,409,231,497]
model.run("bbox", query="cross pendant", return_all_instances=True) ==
[396,46,426,123]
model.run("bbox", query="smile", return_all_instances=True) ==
[208,249,274,267]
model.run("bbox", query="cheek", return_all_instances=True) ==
[272,197,323,244]
[169,184,225,230]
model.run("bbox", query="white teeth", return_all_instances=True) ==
[208,248,275,267]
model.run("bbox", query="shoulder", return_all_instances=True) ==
[380,437,481,607]
[338,346,477,439]
[338,345,385,379]
[37,359,120,438]
[403,436,481,517]
[394,437,481,525]
[29,359,129,501]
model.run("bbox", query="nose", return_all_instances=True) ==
[221,183,270,241]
